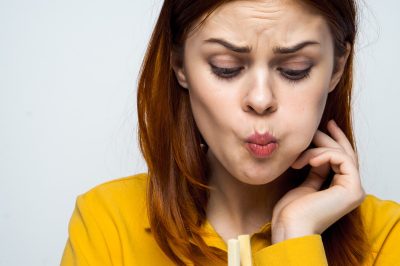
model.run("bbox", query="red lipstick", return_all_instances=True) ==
[245,132,278,158]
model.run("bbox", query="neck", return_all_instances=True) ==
[206,152,295,241]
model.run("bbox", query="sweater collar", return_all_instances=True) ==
[142,206,272,252]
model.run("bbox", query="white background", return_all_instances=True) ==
[0,1,398,265]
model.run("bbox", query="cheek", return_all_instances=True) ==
[186,73,236,146]
[289,90,328,121]
[185,53,246,129]
[283,84,329,153]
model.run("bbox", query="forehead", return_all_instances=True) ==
[186,0,332,51]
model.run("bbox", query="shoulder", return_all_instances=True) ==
[80,172,149,203]
[359,194,400,254]
[74,172,149,228]
[62,173,161,264]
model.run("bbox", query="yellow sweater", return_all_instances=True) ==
[61,173,400,265]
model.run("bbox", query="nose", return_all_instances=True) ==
[242,69,278,115]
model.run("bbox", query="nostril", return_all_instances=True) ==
[246,103,277,115]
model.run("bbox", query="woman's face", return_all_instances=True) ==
[173,0,348,185]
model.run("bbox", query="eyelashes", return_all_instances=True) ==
[277,65,313,83]
[210,64,245,79]
[209,63,313,83]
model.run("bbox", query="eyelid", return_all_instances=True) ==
[278,65,313,83]
[210,64,241,69]
[209,59,242,67]
[279,60,313,68]
[278,64,313,72]
[209,63,244,80]
[270,55,314,67]
[210,63,243,70]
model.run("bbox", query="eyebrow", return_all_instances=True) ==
[204,38,251,53]
[203,38,320,54]
[273,41,320,54]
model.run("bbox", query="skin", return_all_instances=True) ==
[172,0,364,244]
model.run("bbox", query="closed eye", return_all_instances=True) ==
[210,64,244,80]
[210,63,313,83]
[278,65,313,82]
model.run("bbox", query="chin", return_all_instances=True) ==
[236,171,282,186]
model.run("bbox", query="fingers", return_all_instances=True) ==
[292,120,358,170]
[296,149,360,192]
[312,127,342,150]
[310,150,356,177]
[291,147,325,169]
[313,120,355,156]
[326,120,358,164]
[299,162,330,190]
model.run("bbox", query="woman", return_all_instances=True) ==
[61,0,400,265]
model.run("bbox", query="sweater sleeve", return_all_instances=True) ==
[362,195,400,265]
[253,234,328,266]
[373,218,400,265]
[60,195,115,266]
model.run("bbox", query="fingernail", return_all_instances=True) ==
[331,119,336,126]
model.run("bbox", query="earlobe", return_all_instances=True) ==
[328,42,351,93]
[171,52,189,89]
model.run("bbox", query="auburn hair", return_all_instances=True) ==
[137,0,371,265]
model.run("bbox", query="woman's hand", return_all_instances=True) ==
[271,119,365,244]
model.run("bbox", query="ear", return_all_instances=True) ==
[328,42,351,93]
[171,51,189,89]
